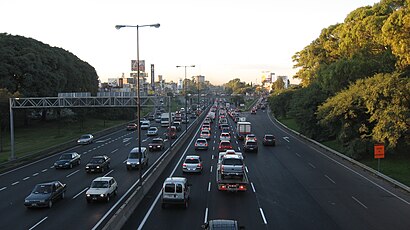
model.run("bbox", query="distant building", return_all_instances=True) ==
[195,75,205,83]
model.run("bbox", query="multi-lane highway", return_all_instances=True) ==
[124,105,410,230]
[0,118,191,230]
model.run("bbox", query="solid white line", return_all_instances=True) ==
[111,149,118,154]
[295,153,301,157]
[308,163,316,169]
[29,216,48,230]
[210,166,213,173]
[32,173,39,176]
[236,141,239,144]
[50,166,54,169]
[72,187,89,200]
[41,169,47,172]
[0,187,6,191]
[245,166,249,173]
[66,169,80,178]
[104,169,114,177]
[23,177,30,181]
[11,181,19,186]
[125,142,131,146]
[325,175,336,184]
[208,182,211,192]
[259,208,268,224]
[204,208,209,224]
[251,182,256,193]
[352,196,368,209]
[238,147,241,151]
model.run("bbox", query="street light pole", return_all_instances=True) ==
[116,23,160,185]
[176,65,195,132]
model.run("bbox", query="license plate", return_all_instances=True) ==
[92,197,97,200]
[32,203,37,206]
[91,169,95,171]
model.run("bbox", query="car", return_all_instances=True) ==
[140,120,150,130]
[251,108,256,114]
[126,147,148,169]
[86,177,118,203]
[220,155,244,179]
[200,130,211,140]
[164,126,178,139]
[218,140,233,151]
[182,155,203,173]
[245,134,257,141]
[147,127,159,136]
[172,121,182,131]
[262,134,276,146]
[161,177,190,209]
[127,123,138,131]
[195,138,209,150]
[201,124,211,131]
[219,132,231,141]
[181,117,190,124]
[148,115,155,121]
[243,139,258,152]
[54,152,81,169]
[202,219,244,230]
[85,155,110,173]
[148,138,165,151]
[155,115,161,123]
[24,181,66,208]
[77,134,94,145]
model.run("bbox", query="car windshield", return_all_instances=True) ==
[33,184,52,194]
[91,181,109,188]
[246,142,257,146]
[90,158,104,164]
[152,140,162,144]
[149,128,157,131]
[221,142,230,146]
[60,154,72,159]
[129,152,142,159]
[81,135,90,139]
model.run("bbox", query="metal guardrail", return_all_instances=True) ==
[267,109,410,193]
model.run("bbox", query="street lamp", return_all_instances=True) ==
[176,65,195,132]
[116,23,160,184]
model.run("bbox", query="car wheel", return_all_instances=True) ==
[101,167,105,173]
[114,188,118,196]
[78,160,81,165]
[106,195,110,202]
[69,163,73,169]
[48,200,53,208]
[184,200,188,209]
[61,192,65,199]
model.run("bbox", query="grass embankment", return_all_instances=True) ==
[276,117,410,187]
[0,118,128,163]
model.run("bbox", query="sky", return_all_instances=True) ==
[1,0,381,86]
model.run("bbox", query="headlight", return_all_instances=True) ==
[86,166,89,169]
[64,162,69,165]
[96,166,100,168]
[100,194,105,197]
[157,145,161,148]
[86,194,90,197]
[25,199,29,203]
[126,162,131,165]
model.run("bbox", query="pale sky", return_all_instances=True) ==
[1,0,380,86]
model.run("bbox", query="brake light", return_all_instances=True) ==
[197,163,202,168]
[239,185,245,190]
[182,163,187,168]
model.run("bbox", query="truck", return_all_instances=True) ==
[236,121,251,140]
[216,150,248,191]
[161,113,171,127]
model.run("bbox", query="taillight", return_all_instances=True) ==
[197,163,202,168]
[221,165,224,172]
[182,163,187,168]
[239,185,245,190]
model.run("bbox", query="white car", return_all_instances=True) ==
[140,120,151,130]
[86,177,118,203]
[147,127,159,136]
[219,132,231,141]
[77,134,94,145]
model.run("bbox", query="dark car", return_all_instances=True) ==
[202,219,244,230]
[262,134,276,146]
[54,152,81,169]
[243,140,258,153]
[24,181,66,208]
[148,138,165,151]
[85,155,110,173]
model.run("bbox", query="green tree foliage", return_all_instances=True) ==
[271,78,285,92]
[0,33,99,97]
[268,90,295,119]
[317,73,409,153]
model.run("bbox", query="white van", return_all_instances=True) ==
[161,177,190,209]
[140,120,150,130]
[126,147,148,170]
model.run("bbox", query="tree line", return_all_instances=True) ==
[268,0,409,158]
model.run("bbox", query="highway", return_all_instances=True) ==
[124,105,410,230]
[0,118,190,230]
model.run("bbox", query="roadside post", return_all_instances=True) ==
[374,144,385,172]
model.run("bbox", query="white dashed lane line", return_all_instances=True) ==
[66,169,80,178]
[295,153,301,157]
[352,196,368,209]
[72,187,89,200]
[210,166,213,173]
[245,166,249,173]
[0,187,7,192]
[41,169,48,173]
[251,182,256,193]
[111,149,118,154]
[32,173,39,176]
[259,208,268,224]
[325,175,336,184]
[308,163,316,169]
[23,177,30,181]
[11,181,19,186]
[208,182,211,192]
[29,216,48,230]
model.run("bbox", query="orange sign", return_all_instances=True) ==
[374,144,385,159]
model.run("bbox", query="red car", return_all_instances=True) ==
[218,141,233,152]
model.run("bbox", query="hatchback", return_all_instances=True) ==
[182,155,203,173]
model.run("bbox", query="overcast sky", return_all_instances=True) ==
[1,0,380,85]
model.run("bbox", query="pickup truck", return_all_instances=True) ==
[216,152,248,191]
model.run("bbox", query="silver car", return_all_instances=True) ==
[77,134,94,145]
[182,155,202,173]
[147,127,158,136]
[126,147,148,170]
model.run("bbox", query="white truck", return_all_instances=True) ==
[236,121,251,140]
[216,150,248,192]
[161,113,171,127]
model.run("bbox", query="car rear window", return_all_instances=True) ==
[223,158,243,165]
[164,184,175,193]
[246,142,257,146]
[185,158,200,163]
[221,142,230,146]
[197,140,206,144]
[265,135,274,139]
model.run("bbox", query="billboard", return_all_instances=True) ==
[131,60,145,72]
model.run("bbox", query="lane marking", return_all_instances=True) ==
[0,187,6,191]
[212,146,215,151]
[66,169,80,178]
[32,173,39,176]
[208,182,211,192]
[325,175,336,184]
[238,147,241,151]
[259,208,268,224]
[72,187,89,199]
[245,166,249,173]
[283,137,290,142]
[352,196,368,209]
[41,169,47,173]
[308,163,316,169]
[204,208,209,224]
[50,166,54,169]
[11,181,19,186]
[104,169,114,177]
[236,141,239,144]
[29,216,48,230]
[125,142,131,146]
[251,182,256,193]
[23,177,30,181]
[92,148,97,151]
[295,153,301,157]
[111,149,118,154]
[210,166,213,173]
[211,155,214,160]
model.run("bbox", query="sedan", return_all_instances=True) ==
[24,181,66,208]
[127,123,138,131]
[245,134,257,141]
[148,138,165,151]
[182,155,203,173]
[54,152,81,169]
[195,138,209,150]
[147,127,159,136]
[77,134,94,145]
[218,140,233,152]
[85,155,110,173]
[200,130,211,140]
